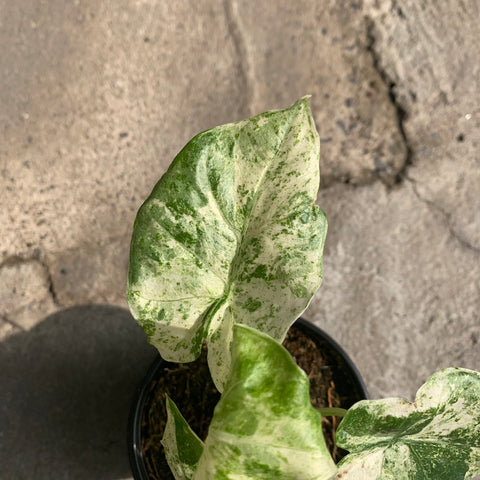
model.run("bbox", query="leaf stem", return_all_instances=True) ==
[318,407,347,417]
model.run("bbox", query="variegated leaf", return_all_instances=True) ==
[336,367,480,480]
[193,324,337,480]
[127,97,327,390]
[162,395,204,480]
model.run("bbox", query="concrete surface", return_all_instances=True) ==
[1,0,479,478]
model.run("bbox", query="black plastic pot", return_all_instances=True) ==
[128,318,368,480]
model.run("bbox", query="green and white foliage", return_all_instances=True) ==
[127,97,327,390]
[163,324,337,480]
[336,368,480,480]
[162,395,204,480]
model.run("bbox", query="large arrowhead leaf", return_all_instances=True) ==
[162,395,204,480]
[336,367,480,480]
[193,324,337,480]
[127,97,327,390]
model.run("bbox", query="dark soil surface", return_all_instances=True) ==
[140,324,361,479]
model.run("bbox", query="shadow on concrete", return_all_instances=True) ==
[0,305,156,480]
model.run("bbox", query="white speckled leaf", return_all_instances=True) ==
[127,97,327,390]
[162,395,204,480]
[336,368,480,480]
[193,324,337,480]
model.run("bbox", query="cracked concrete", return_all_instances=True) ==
[46,234,131,307]
[228,0,407,187]
[365,17,413,186]
[1,1,479,478]
[0,256,58,331]
[365,0,480,250]
[408,176,480,254]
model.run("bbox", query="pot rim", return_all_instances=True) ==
[127,318,368,479]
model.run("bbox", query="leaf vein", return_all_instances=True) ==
[229,108,299,283]
[147,213,227,285]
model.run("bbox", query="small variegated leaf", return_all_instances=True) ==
[162,395,204,480]
[336,367,480,480]
[127,97,327,390]
[192,324,337,480]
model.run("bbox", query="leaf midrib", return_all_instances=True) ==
[225,107,299,292]
[357,435,470,452]
[198,108,300,334]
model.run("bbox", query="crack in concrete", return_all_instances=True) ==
[365,17,413,188]
[364,14,479,256]
[43,259,61,307]
[1,315,26,332]
[408,176,480,254]
[0,255,30,269]
[0,254,62,307]
[223,0,256,115]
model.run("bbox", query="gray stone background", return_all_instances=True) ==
[1,1,479,478]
